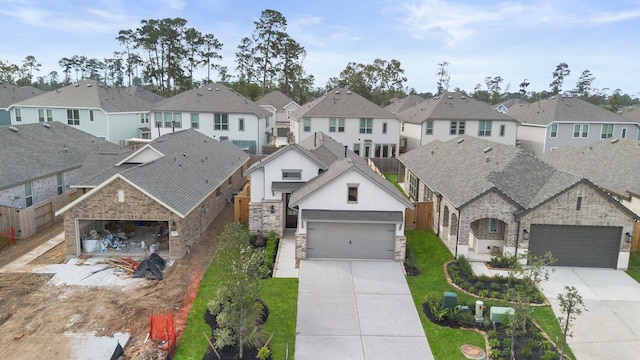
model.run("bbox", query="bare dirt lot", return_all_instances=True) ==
[0,206,233,360]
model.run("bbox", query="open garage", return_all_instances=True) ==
[306,222,396,260]
[528,224,622,268]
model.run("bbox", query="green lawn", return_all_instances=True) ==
[626,252,640,283]
[384,173,409,199]
[174,262,299,359]
[405,229,575,359]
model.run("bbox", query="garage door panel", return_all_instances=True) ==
[307,222,395,260]
[529,224,621,268]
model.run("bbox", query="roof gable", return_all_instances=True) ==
[256,90,298,109]
[244,143,327,176]
[116,145,164,165]
[0,83,45,108]
[292,88,397,119]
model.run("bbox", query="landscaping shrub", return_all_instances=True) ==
[489,254,519,269]
[261,230,279,277]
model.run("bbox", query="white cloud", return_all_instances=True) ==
[166,0,185,10]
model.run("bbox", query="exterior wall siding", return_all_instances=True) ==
[0,169,80,208]
[418,120,518,147]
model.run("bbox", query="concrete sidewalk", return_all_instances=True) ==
[273,230,298,278]
[296,260,433,360]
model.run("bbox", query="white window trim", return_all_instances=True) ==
[347,183,359,204]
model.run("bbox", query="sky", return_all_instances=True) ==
[1,0,640,96]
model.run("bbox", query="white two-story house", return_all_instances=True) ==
[393,92,519,152]
[256,90,300,147]
[290,88,401,158]
[150,83,271,154]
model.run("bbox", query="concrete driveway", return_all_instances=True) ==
[296,260,433,360]
[542,267,640,360]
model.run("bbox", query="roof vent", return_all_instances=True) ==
[611,138,619,144]
[461,96,466,99]
[74,84,79,87]
[447,95,452,99]
[215,88,220,91]
[42,123,51,128]
[335,90,340,94]
[220,136,228,141]
[483,147,492,153]
[9,126,18,132]
[207,87,212,91]
[347,91,352,95]
[457,138,464,144]
[485,157,491,163]
[87,83,92,87]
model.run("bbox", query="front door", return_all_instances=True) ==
[284,193,298,228]
[364,144,371,158]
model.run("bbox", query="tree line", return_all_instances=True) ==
[0,9,637,111]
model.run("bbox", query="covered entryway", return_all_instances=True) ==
[307,222,395,260]
[529,224,621,268]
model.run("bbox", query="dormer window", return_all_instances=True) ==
[282,170,301,180]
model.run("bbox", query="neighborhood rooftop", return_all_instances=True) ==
[0,83,45,108]
[256,90,297,109]
[292,88,397,119]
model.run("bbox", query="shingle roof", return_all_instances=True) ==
[0,83,45,108]
[244,143,327,176]
[256,90,297,109]
[539,138,640,198]
[291,88,397,119]
[13,80,154,112]
[384,95,425,114]
[152,82,270,118]
[396,92,517,124]
[398,135,581,209]
[65,129,249,217]
[0,121,121,190]
[125,86,165,103]
[289,132,411,208]
[621,107,640,122]
[506,96,636,126]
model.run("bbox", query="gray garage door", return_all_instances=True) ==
[529,224,621,268]
[307,222,396,260]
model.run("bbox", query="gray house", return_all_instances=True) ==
[398,135,638,269]
[0,122,120,238]
[507,96,640,154]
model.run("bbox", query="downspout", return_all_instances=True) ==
[454,208,461,258]
[514,213,520,257]
[436,194,442,237]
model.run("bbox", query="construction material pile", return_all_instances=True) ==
[132,253,166,280]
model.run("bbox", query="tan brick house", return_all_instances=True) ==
[399,135,639,269]
[56,129,249,259]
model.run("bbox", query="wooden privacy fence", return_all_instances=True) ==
[631,221,640,252]
[0,190,78,240]
[234,181,250,224]
[405,201,433,231]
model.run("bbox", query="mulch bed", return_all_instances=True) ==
[202,300,271,360]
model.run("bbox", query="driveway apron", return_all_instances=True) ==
[543,267,640,360]
[295,260,433,360]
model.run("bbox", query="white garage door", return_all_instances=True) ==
[306,222,396,260]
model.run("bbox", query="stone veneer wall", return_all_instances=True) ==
[249,200,284,238]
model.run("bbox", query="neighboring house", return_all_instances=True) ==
[0,83,44,125]
[621,107,640,123]
[55,129,250,259]
[540,138,640,216]
[0,122,120,238]
[256,90,300,147]
[495,98,527,114]
[290,88,401,158]
[398,135,637,269]
[150,83,271,154]
[9,80,156,144]
[506,95,640,154]
[393,92,519,152]
[245,131,412,261]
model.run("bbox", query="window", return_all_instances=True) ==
[374,144,395,158]
[359,118,373,134]
[347,184,358,203]
[329,118,337,132]
[303,118,311,132]
[239,118,245,131]
[601,124,613,139]
[140,114,145,124]
[57,173,63,195]
[154,113,162,128]
[488,218,498,232]
[38,109,45,122]
[164,112,172,128]
[425,121,433,135]
[576,196,582,210]
[478,120,492,136]
[173,113,181,128]
[214,113,229,130]
[409,173,418,200]
[499,124,505,137]
[67,109,80,125]
[622,128,627,139]
[191,113,199,129]
[550,123,558,138]
[282,170,302,180]
[573,124,589,138]
[337,118,345,132]
[25,182,33,207]
[450,121,465,135]
[382,122,388,134]
[15,108,21,122]
[353,143,360,155]
[46,109,53,122]
[424,185,433,201]
[89,110,94,122]
[401,122,405,132]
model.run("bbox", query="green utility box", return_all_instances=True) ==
[443,291,457,309]
[490,306,514,323]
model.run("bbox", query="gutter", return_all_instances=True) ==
[454,208,461,258]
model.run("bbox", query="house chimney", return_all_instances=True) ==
[344,145,348,157]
